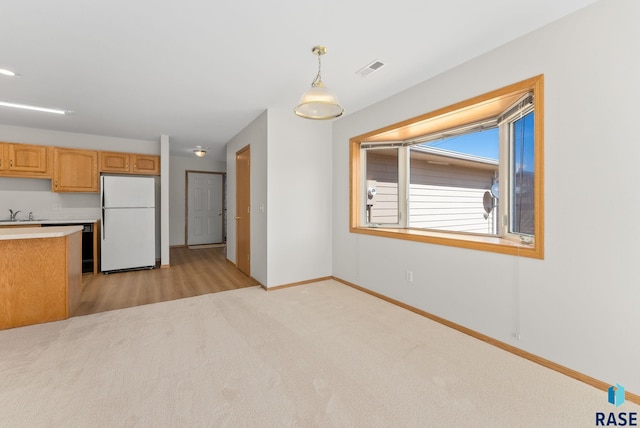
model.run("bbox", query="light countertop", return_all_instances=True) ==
[0,225,84,240]
[0,219,98,226]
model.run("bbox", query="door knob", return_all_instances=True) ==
[234,216,240,220]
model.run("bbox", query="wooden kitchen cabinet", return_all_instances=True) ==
[53,148,99,192]
[131,154,160,175]
[0,142,5,171]
[0,142,52,178]
[99,151,130,173]
[0,227,82,330]
[99,151,160,175]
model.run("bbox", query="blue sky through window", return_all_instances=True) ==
[422,127,499,160]
[513,112,535,173]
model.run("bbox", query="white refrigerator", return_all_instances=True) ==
[101,175,156,273]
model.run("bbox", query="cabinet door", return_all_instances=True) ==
[131,154,160,175]
[53,148,99,192]
[7,143,50,174]
[99,151,130,173]
[0,143,5,171]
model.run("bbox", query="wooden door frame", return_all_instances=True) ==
[184,170,226,246]
[235,145,251,276]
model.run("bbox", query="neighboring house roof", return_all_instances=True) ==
[411,145,498,170]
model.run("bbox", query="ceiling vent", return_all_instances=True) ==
[356,60,385,77]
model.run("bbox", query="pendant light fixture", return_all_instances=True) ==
[294,45,344,120]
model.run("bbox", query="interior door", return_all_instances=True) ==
[187,172,224,245]
[236,146,250,276]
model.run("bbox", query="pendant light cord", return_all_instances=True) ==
[311,53,323,87]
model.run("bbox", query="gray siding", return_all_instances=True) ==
[365,150,497,233]
[409,159,496,234]
[366,151,399,224]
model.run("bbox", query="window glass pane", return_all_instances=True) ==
[365,148,399,224]
[510,111,535,236]
[409,128,499,234]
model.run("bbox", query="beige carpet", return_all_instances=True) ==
[0,280,636,427]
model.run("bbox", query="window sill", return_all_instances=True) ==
[350,226,543,259]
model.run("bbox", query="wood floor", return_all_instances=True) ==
[73,246,257,317]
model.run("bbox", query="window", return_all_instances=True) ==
[350,75,544,258]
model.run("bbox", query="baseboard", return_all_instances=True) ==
[170,244,187,249]
[160,264,170,269]
[223,258,261,286]
[263,276,333,291]
[331,276,640,405]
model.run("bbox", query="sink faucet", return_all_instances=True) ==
[9,209,21,221]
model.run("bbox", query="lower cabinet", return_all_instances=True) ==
[0,230,82,330]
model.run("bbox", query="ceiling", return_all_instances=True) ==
[0,0,596,161]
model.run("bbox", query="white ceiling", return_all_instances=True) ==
[0,0,596,161]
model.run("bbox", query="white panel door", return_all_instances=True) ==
[187,173,223,245]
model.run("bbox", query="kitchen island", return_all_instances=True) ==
[0,225,83,330]
[0,219,100,275]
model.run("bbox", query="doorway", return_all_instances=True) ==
[235,145,250,276]
[186,171,225,246]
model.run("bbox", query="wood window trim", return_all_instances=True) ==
[349,75,544,259]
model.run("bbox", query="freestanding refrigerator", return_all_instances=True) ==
[101,175,156,273]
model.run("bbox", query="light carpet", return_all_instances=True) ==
[0,280,635,427]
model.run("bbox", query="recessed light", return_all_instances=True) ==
[0,101,68,115]
[0,68,17,77]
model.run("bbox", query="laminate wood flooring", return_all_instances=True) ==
[73,246,257,317]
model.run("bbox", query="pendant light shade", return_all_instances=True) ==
[294,46,344,120]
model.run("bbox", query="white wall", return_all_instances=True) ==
[225,108,333,288]
[0,124,159,153]
[332,0,640,394]
[169,154,226,246]
[266,108,332,286]
[226,111,268,285]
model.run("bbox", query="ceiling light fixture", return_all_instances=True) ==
[193,146,207,157]
[0,101,67,115]
[294,45,344,120]
[0,68,17,77]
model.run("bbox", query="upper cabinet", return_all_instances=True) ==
[131,154,160,175]
[53,148,99,193]
[100,151,160,175]
[0,143,160,189]
[99,151,130,173]
[0,143,52,178]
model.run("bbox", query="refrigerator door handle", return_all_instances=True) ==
[101,175,105,240]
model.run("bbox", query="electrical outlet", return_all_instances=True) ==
[406,270,413,282]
